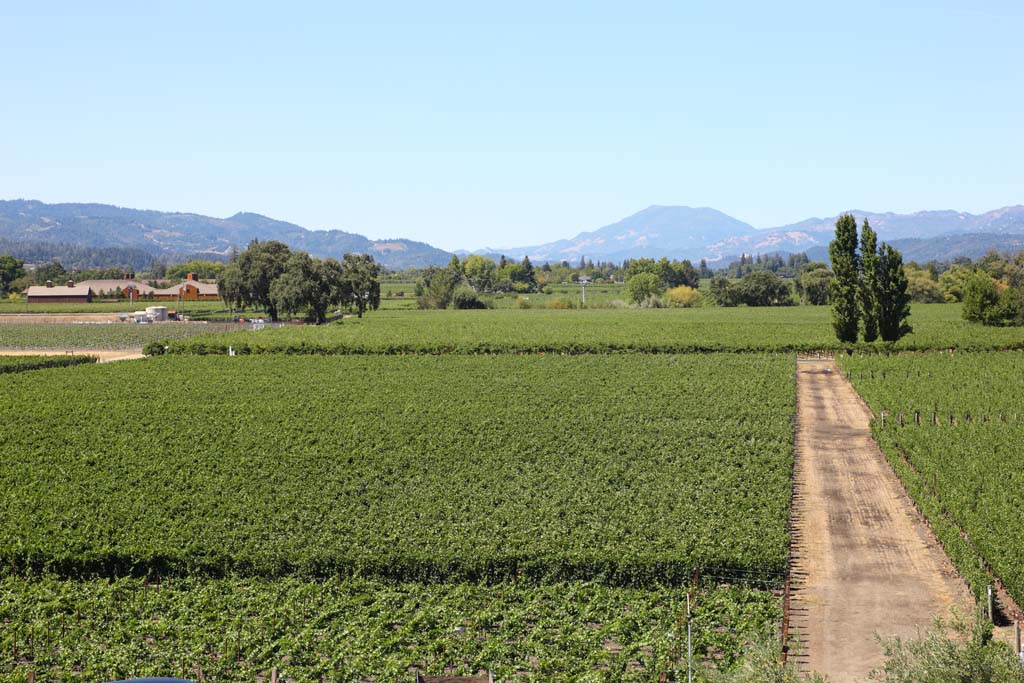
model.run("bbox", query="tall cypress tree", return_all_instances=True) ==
[877,243,912,342]
[859,219,880,342]
[829,213,860,342]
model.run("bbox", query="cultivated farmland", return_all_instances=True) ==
[0,354,793,582]
[156,304,1024,356]
[840,351,1024,609]
[1,352,793,681]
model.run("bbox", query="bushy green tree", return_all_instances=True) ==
[736,271,793,306]
[796,263,832,305]
[0,254,25,294]
[339,253,381,318]
[220,240,291,320]
[877,243,913,342]
[33,260,67,285]
[961,273,1018,325]
[462,254,496,291]
[709,275,740,307]
[939,264,975,302]
[829,213,860,342]
[270,251,328,322]
[451,285,487,309]
[860,219,881,341]
[626,272,664,304]
[416,266,457,309]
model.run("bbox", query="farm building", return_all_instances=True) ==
[151,273,220,301]
[75,278,155,300]
[25,280,94,303]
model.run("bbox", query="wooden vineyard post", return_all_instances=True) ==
[27,673,34,683]
[271,667,280,683]
[988,585,995,623]
[915,411,920,426]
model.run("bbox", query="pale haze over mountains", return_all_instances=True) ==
[2,199,1024,269]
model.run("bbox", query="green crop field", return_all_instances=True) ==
[839,351,1024,606]
[1,352,792,681]
[0,577,778,683]
[0,354,793,582]
[0,322,246,350]
[155,304,1024,356]
[0,354,97,373]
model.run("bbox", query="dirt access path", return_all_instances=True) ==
[0,349,144,363]
[789,359,972,682]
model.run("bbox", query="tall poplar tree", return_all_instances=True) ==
[877,243,913,342]
[859,219,881,342]
[828,213,860,342]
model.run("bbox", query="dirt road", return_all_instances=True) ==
[0,349,144,363]
[789,359,972,682]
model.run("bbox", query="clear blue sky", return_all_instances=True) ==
[2,1,1021,251]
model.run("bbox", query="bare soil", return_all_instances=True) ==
[0,349,144,363]
[789,360,972,682]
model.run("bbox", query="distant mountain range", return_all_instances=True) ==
[475,205,1024,264]
[2,199,1024,270]
[0,200,451,269]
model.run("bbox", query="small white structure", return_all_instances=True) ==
[133,310,149,323]
[146,306,169,322]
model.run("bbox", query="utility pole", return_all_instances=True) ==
[579,276,591,306]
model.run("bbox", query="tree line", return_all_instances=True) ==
[218,241,381,322]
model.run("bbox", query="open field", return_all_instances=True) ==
[155,304,1024,356]
[0,354,792,583]
[839,351,1024,611]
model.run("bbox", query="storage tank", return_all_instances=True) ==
[146,306,169,322]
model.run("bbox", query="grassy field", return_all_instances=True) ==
[839,351,1024,607]
[153,303,1024,356]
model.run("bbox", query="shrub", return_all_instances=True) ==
[143,341,167,356]
[871,611,1024,683]
[451,286,486,310]
[514,296,532,309]
[626,272,664,304]
[666,285,703,308]
[637,294,665,308]
[547,297,574,310]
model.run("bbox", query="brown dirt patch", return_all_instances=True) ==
[789,360,972,682]
[0,349,144,363]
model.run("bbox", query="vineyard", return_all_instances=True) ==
[0,322,245,350]
[0,354,792,583]
[839,351,1024,608]
[0,354,97,373]
[0,576,779,682]
[1,353,793,681]
[153,304,1024,356]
